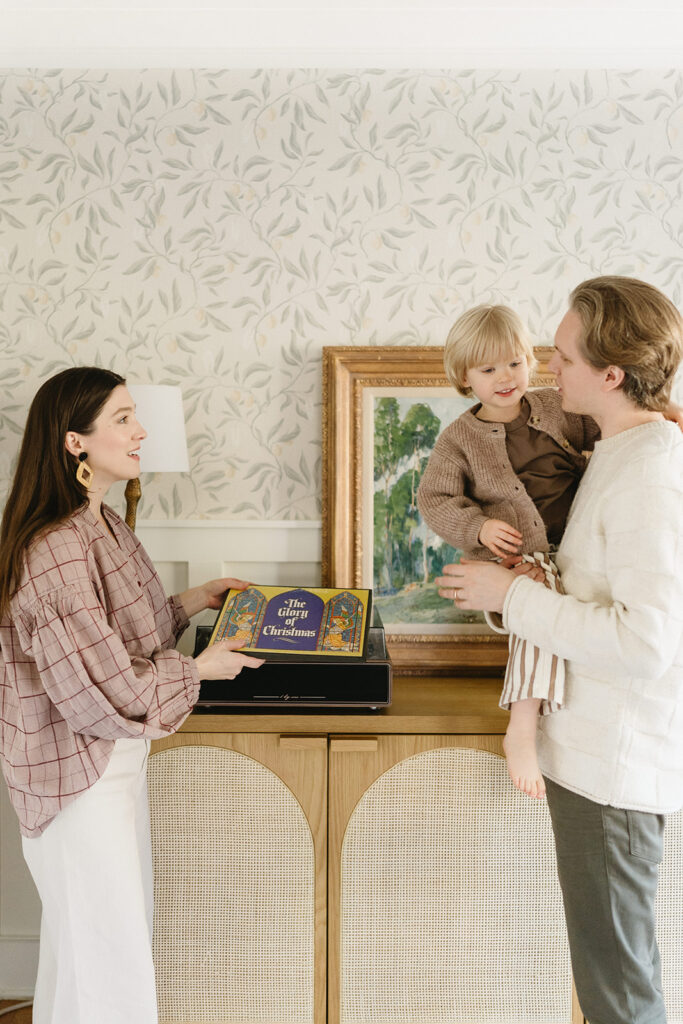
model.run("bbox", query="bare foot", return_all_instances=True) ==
[503,729,546,799]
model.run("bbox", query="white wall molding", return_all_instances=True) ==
[137,519,321,527]
[136,520,322,572]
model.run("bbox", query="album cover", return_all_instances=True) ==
[208,585,372,659]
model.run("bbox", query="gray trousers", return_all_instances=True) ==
[545,778,667,1024]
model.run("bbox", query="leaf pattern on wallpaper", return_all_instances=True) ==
[0,68,682,518]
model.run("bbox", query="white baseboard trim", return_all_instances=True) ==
[0,937,38,997]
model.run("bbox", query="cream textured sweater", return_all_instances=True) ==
[503,420,683,813]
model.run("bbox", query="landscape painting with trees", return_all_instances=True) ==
[372,393,486,629]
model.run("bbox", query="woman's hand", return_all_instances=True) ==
[178,577,251,619]
[194,637,264,680]
[435,559,516,613]
[203,577,250,610]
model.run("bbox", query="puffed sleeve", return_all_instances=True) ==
[15,587,200,740]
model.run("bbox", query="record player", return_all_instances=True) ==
[193,607,392,710]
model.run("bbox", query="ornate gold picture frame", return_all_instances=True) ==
[321,345,554,674]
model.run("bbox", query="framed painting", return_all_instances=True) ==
[321,345,555,674]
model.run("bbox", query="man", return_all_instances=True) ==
[438,276,683,1024]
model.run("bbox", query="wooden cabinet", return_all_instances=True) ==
[148,677,576,1024]
[147,677,682,1024]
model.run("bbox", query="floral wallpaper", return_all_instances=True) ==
[0,68,682,519]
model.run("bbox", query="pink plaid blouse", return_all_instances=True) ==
[0,504,199,837]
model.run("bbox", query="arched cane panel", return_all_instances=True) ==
[340,746,573,1024]
[149,745,314,1023]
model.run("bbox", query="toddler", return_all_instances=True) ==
[417,305,599,799]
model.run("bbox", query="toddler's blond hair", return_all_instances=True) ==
[444,304,536,398]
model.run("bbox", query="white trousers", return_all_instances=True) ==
[22,738,158,1024]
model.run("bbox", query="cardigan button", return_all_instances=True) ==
[561,439,570,448]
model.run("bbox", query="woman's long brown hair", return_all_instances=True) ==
[0,366,125,618]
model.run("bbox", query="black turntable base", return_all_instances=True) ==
[192,618,392,710]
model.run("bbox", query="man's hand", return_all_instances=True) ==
[435,559,516,613]
[501,555,546,582]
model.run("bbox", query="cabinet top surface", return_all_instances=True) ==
[182,675,507,734]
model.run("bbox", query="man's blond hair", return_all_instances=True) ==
[443,305,535,397]
[570,276,683,411]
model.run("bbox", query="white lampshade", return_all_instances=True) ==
[127,384,190,473]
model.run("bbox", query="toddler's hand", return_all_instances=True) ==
[478,519,523,558]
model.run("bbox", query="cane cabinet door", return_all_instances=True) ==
[329,734,581,1024]
[148,733,327,1024]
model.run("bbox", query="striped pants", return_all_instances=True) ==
[499,552,565,716]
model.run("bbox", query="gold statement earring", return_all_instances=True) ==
[76,451,94,488]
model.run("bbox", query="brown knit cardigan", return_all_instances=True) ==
[417,388,600,559]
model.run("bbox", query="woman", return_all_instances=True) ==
[0,366,263,1023]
